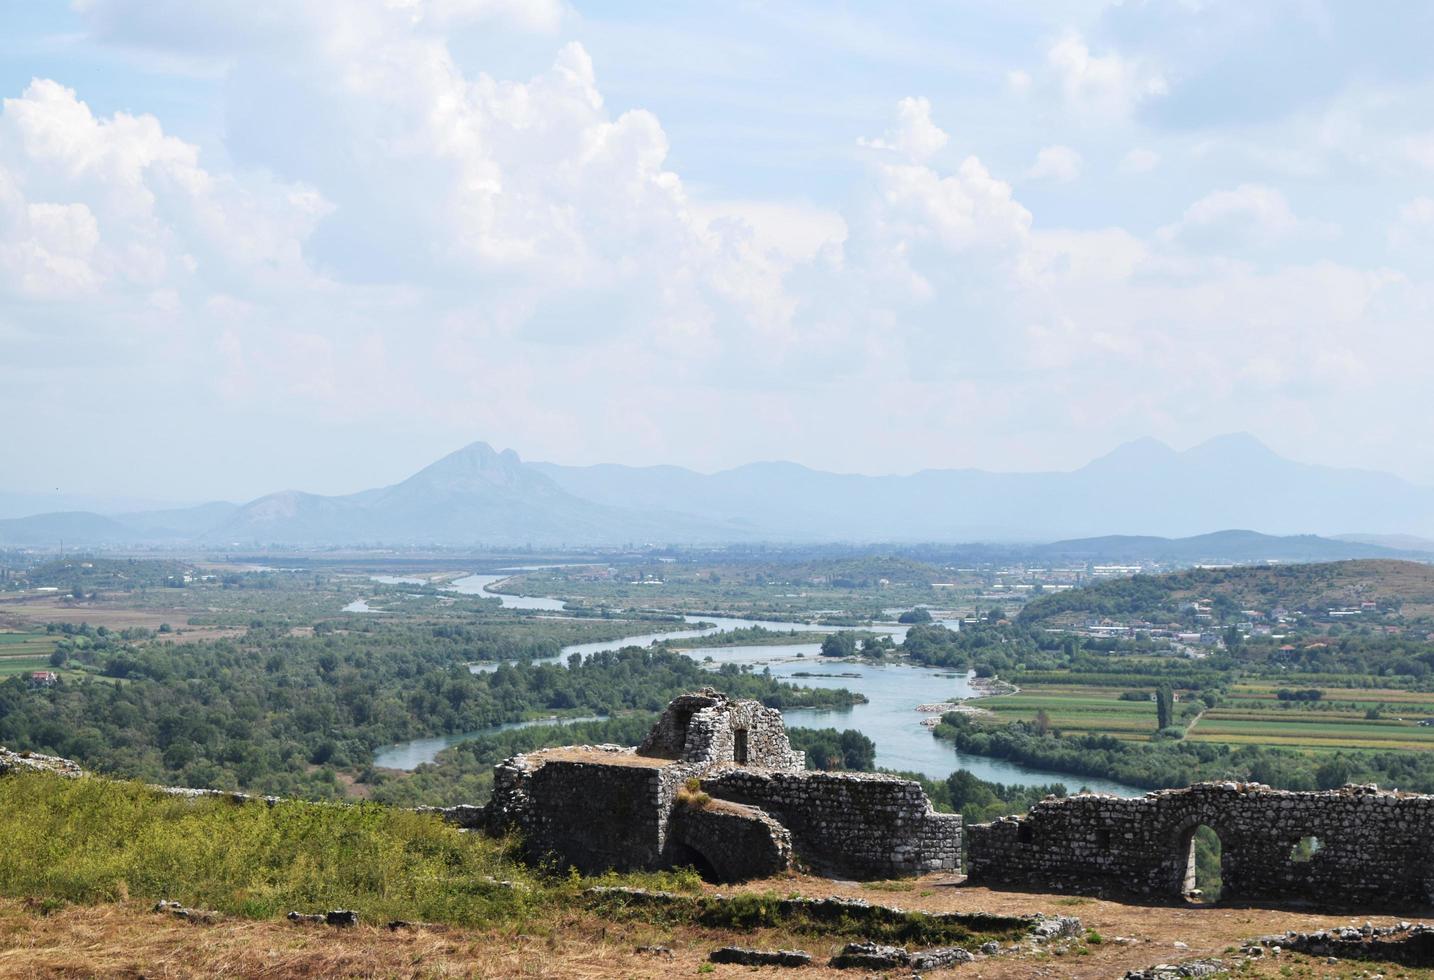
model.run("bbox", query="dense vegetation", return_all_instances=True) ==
[0,625,859,799]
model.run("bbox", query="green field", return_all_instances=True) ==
[980,687,1166,741]
[979,674,1434,754]
[0,632,58,677]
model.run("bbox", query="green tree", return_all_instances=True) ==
[1156,683,1174,731]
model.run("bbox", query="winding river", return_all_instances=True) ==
[369,572,1142,796]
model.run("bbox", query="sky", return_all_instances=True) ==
[2,0,1434,504]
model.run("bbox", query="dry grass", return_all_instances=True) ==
[530,748,672,768]
[2,887,1434,979]
[0,900,709,978]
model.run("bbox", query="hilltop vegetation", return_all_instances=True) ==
[1020,559,1434,627]
[0,625,859,800]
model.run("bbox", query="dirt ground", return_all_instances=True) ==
[0,595,178,632]
[1,878,1431,979]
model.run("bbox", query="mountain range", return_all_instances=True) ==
[2,434,1433,551]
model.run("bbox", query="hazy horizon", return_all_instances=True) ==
[4,2,1434,502]
[5,431,1434,511]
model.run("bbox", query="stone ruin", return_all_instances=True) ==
[11,693,1434,909]
[966,781,1434,909]
[485,689,961,881]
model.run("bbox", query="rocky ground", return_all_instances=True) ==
[2,874,1432,978]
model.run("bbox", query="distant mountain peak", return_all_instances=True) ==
[1080,436,1177,471]
[1186,432,1278,461]
[395,441,544,496]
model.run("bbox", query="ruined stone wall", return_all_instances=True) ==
[966,782,1434,908]
[666,802,793,882]
[639,690,803,771]
[703,769,961,879]
[487,748,704,874]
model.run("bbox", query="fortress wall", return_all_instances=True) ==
[703,769,961,879]
[966,782,1434,908]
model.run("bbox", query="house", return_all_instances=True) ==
[28,671,58,687]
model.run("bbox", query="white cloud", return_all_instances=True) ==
[0,78,326,300]
[1045,32,1167,119]
[873,155,1031,253]
[1118,147,1160,174]
[1390,196,1434,247]
[8,7,1434,493]
[691,199,846,263]
[857,96,949,162]
[1158,184,1331,249]
[1025,145,1082,182]
[1402,134,1434,170]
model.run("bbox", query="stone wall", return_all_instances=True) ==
[667,801,793,882]
[703,769,961,879]
[966,782,1434,908]
[638,689,804,771]
[487,747,704,873]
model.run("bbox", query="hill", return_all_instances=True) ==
[1028,530,1421,563]
[6,433,1434,548]
[534,433,1434,541]
[0,444,743,549]
[1019,559,1434,627]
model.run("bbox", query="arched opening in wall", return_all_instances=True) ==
[667,841,722,883]
[1289,835,1323,863]
[733,728,749,765]
[1180,824,1223,903]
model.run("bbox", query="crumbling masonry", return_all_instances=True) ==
[485,689,961,881]
[966,781,1434,908]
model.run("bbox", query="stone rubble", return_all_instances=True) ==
[1123,960,1227,979]
[709,946,813,966]
[1255,922,1434,966]
[0,747,85,778]
[152,899,220,923]
[287,909,359,927]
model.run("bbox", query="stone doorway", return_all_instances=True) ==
[1181,824,1223,903]
[671,708,694,757]
[733,728,749,764]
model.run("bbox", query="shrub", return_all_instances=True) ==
[675,776,711,809]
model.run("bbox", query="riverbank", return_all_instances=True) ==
[367,576,1142,795]
[917,676,1019,727]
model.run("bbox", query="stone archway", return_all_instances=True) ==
[1179,822,1224,903]
[665,840,722,882]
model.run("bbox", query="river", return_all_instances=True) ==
[369,574,1141,795]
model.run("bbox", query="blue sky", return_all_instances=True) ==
[2,0,1433,502]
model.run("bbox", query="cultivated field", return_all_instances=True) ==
[976,674,1434,755]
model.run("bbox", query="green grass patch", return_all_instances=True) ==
[0,655,56,677]
[0,773,691,926]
